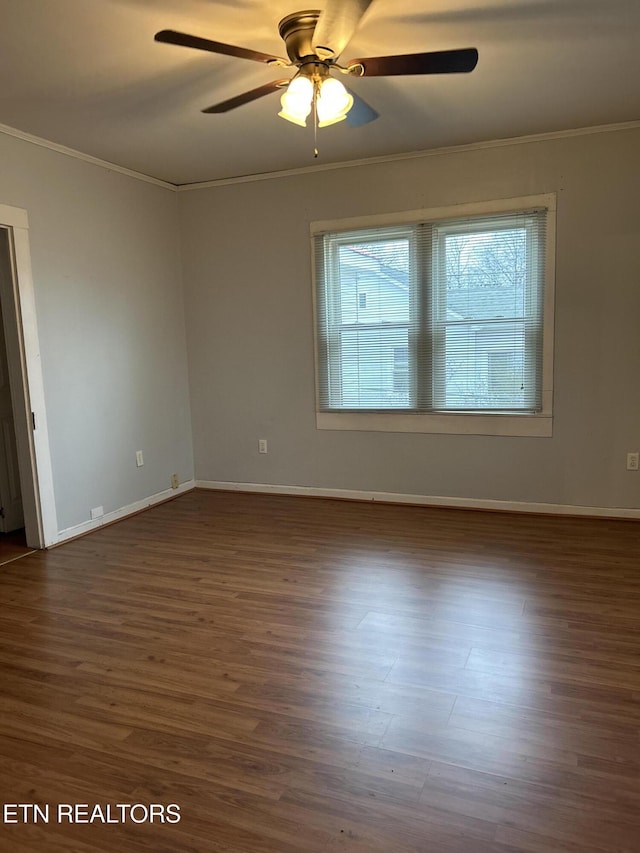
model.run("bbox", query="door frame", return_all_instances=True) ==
[0,203,57,548]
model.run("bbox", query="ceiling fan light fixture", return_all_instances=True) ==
[156,5,480,145]
[278,74,313,126]
[316,77,354,127]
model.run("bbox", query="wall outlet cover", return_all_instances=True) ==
[90,506,104,520]
[171,473,179,489]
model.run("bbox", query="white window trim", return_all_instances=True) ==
[311,193,556,437]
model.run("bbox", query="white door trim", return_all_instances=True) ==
[0,203,57,547]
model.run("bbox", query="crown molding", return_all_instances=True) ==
[0,122,176,191]
[177,119,640,192]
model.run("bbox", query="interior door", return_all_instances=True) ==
[0,304,23,532]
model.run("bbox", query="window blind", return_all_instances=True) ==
[314,208,548,414]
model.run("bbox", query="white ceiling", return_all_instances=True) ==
[1,0,639,186]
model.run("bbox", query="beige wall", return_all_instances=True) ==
[0,133,194,533]
[179,127,640,511]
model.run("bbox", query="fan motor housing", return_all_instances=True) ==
[278,10,322,64]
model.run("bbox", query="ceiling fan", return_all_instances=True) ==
[154,0,478,133]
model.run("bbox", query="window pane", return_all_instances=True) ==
[339,327,409,408]
[433,218,543,412]
[337,240,409,325]
[443,228,526,321]
[442,321,529,410]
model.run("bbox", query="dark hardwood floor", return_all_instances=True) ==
[0,528,33,566]
[0,489,639,852]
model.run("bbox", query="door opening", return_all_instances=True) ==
[0,288,24,533]
[0,204,57,548]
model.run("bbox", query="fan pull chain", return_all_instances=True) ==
[313,86,319,158]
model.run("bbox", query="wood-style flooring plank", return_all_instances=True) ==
[0,489,639,851]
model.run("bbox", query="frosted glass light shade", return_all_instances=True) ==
[278,75,314,126]
[317,77,354,127]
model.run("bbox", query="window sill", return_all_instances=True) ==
[316,411,553,437]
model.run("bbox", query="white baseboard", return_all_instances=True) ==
[195,480,640,520]
[55,480,196,545]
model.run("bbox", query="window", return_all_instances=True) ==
[312,196,555,436]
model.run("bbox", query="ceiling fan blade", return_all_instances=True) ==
[349,48,478,77]
[345,90,379,127]
[154,30,286,65]
[312,0,374,60]
[201,80,289,113]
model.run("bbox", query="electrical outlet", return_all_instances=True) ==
[91,506,104,520]
[258,439,268,454]
[626,452,639,471]
[171,473,179,489]
[136,450,144,467]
